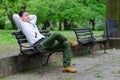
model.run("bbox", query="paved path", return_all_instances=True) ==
[1,49,120,80]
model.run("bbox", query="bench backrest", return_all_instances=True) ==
[12,30,50,54]
[73,28,94,44]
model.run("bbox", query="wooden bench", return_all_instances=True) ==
[12,30,63,65]
[73,28,107,53]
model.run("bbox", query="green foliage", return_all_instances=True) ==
[0,0,30,29]
[27,0,105,30]
[0,9,5,29]
[0,0,105,30]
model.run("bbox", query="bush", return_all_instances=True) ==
[4,25,13,30]
[95,16,105,31]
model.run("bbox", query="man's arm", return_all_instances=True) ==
[13,14,37,30]
[29,15,37,24]
[13,14,23,31]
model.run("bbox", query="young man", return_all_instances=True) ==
[13,10,78,73]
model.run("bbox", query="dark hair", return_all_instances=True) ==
[18,10,27,17]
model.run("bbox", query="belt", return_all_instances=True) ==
[33,38,45,46]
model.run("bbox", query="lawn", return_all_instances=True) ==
[0,30,19,57]
[0,30,17,44]
[0,30,104,42]
[0,30,104,56]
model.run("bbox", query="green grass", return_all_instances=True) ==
[0,30,17,43]
[0,30,19,54]
[52,30,77,41]
[53,30,104,40]
[0,30,104,54]
[0,30,104,43]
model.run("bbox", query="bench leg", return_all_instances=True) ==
[42,52,53,66]
[88,44,94,53]
[97,41,107,53]
[103,41,107,53]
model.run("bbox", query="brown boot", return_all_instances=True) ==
[69,40,78,47]
[62,67,77,73]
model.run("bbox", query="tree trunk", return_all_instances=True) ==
[7,12,17,29]
[41,21,50,30]
[63,19,69,30]
[106,0,117,19]
[0,11,5,29]
[59,20,62,30]
[89,18,95,30]
[117,0,120,31]
[106,0,120,36]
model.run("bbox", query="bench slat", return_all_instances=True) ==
[75,30,91,33]
[12,31,23,35]
[18,39,28,43]
[76,33,93,36]
[16,35,26,39]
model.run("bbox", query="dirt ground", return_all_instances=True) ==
[1,49,120,80]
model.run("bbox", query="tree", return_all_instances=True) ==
[0,0,106,30]
[0,0,5,29]
[106,0,120,33]
[0,0,29,29]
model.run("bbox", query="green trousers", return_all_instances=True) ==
[41,32,71,67]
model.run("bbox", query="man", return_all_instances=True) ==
[13,10,78,73]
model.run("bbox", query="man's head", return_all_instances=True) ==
[18,10,30,22]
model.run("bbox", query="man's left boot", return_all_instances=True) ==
[62,67,77,73]
[69,40,78,47]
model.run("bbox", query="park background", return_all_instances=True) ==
[1,0,120,79]
[0,0,119,56]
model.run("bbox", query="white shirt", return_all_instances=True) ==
[13,14,45,45]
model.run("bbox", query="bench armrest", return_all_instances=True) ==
[93,34,107,39]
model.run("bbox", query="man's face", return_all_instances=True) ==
[20,12,30,22]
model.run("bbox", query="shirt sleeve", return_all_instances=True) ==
[29,15,37,24]
[12,14,23,31]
